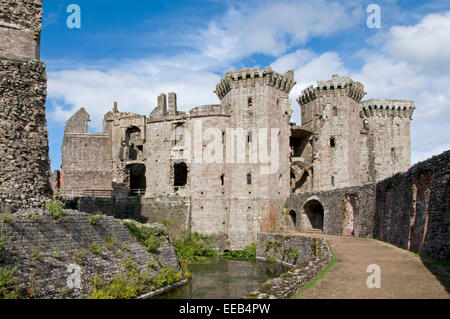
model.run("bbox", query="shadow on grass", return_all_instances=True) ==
[420,256,450,294]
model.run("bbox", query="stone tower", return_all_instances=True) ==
[0,0,51,211]
[298,75,366,191]
[297,75,415,193]
[215,67,296,248]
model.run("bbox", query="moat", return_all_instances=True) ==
[154,257,289,299]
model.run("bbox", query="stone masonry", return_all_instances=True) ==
[0,0,51,212]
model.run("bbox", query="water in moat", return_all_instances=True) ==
[154,257,289,299]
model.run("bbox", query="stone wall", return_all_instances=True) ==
[289,183,377,237]
[0,210,181,299]
[0,60,51,212]
[0,0,50,212]
[374,150,450,263]
[248,233,332,299]
[63,196,190,242]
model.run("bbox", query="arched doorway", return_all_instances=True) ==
[303,200,324,231]
[128,164,146,195]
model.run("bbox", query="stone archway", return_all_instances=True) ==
[303,200,324,231]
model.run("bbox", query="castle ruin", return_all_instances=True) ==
[57,68,415,250]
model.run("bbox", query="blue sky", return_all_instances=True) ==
[41,0,450,170]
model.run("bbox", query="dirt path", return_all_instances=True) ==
[293,233,450,299]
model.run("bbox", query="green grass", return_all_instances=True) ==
[0,266,20,299]
[291,241,338,298]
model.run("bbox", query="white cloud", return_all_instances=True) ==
[47,64,221,130]
[191,1,361,62]
[383,11,450,73]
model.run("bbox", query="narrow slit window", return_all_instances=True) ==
[330,137,336,148]
[247,173,252,185]
[248,97,253,107]
[220,174,224,186]
[248,131,253,143]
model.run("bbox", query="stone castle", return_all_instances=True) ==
[1,1,448,263]
[56,67,415,249]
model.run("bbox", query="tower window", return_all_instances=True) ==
[333,107,338,116]
[220,174,224,186]
[391,148,396,159]
[222,131,225,144]
[331,176,335,187]
[248,131,253,143]
[248,97,253,107]
[247,173,252,185]
[330,137,336,148]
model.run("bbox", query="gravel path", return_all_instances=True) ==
[293,233,450,299]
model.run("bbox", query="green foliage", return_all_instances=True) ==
[46,200,65,219]
[89,243,102,254]
[265,241,282,253]
[266,255,276,264]
[0,215,16,224]
[0,266,20,299]
[282,247,299,262]
[155,266,183,288]
[89,265,183,299]
[174,232,218,263]
[124,255,137,272]
[222,244,256,261]
[74,249,88,264]
[124,221,165,253]
[31,247,43,261]
[88,215,101,225]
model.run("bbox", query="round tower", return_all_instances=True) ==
[214,67,296,248]
[0,0,51,212]
[297,75,366,192]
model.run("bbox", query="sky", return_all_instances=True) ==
[41,0,450,170]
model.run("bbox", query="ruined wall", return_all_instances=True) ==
[0,0,42,61]
[0,210,181,299]
[61,133,112,192]
[289,183,377,237]
[63,196,190,242]
[250,233,332,299]
[0,60,50,211]
[0,0,50,212]
[374,151,450,263]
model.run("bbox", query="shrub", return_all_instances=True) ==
[46,200,65,219]
[88,215,101,225]
[174,232,218,263]
[223,244,256,261]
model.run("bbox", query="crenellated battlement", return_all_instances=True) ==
[297,74,366,105]
[360,99,415,119]
[215,67,296,100]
